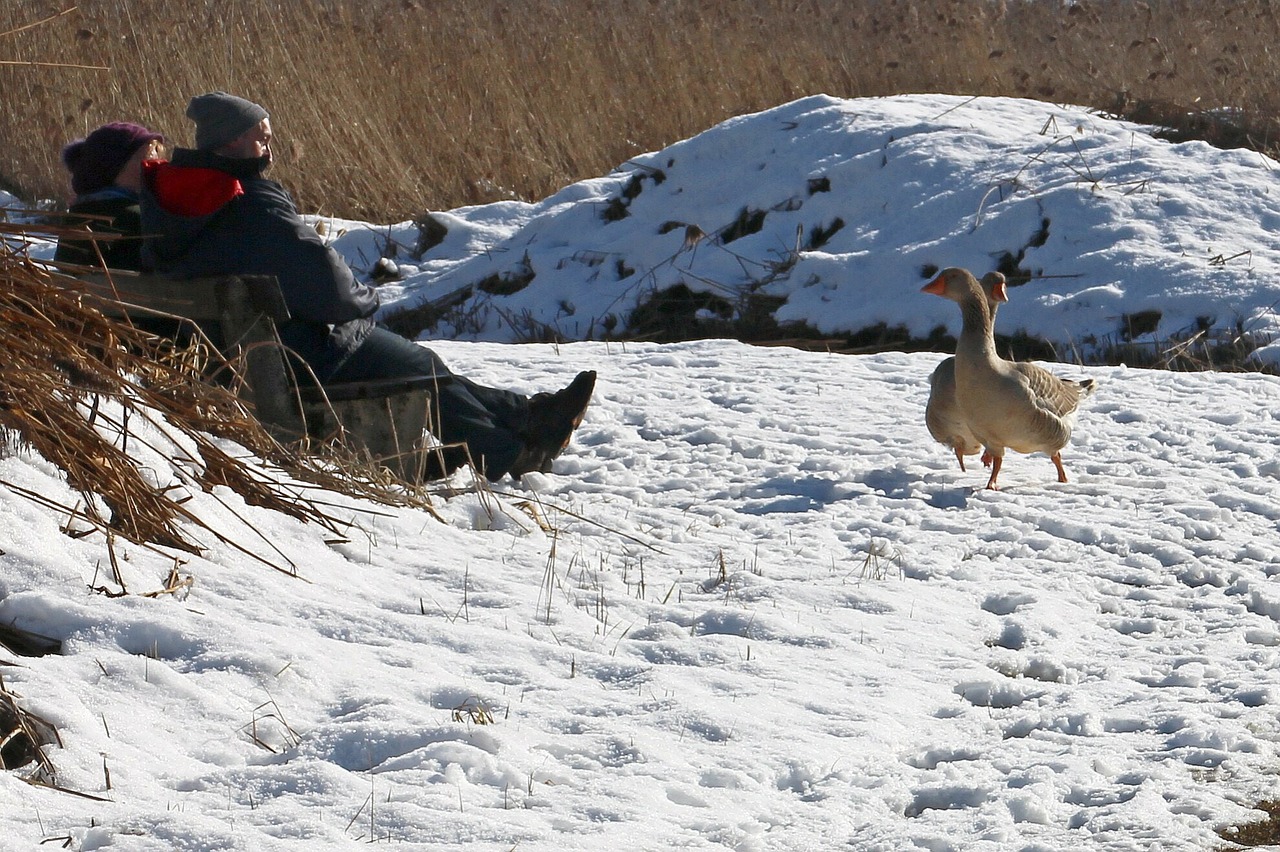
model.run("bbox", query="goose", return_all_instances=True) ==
[925,271,1006,471]
[922,267,1095,490]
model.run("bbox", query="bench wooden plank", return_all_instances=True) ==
[297,375,452,403]
[71,271,455,479]
[214,277,305,436]
[76,272,289,323]
[304,391,433,480]
[76,272,302,430]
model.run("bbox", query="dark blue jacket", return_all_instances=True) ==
[140,148,377,379]
[55,188,147,271]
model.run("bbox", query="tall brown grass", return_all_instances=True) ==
[2,1,1279,221]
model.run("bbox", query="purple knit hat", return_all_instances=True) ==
[61,122,164,196]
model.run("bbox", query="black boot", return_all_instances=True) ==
[419,444,469,481]
[507,443,550,479]
[518,370,596,474]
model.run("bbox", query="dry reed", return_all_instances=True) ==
[0,678,59,780]
[0,223,439,567]
[1,1,1278,221]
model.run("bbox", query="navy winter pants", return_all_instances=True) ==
[325,327,529,476]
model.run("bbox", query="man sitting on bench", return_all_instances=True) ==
[139,92,594,481]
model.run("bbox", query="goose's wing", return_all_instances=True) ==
[1012,362,1095,419]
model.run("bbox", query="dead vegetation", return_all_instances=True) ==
[0,223,441,566]
[1220,800,1280,848]
[0,678,59,779]
[2,1,1280,220]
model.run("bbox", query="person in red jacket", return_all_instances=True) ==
[141,92,594,481]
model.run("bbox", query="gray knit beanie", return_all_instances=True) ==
[186,92,269,151]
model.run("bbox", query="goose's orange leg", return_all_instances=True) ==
[985,455,1002,490]
[1051,453,1068,483]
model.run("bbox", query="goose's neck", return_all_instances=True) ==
[957,296,997,360]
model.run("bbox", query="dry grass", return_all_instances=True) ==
[2,1,1280,220]
[1220,799,1280,847]
[0,222,440,573]
[0,678,59,778]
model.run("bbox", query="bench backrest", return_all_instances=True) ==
[77,271,305,435]
[75,272,289,324]
[72,270,444,479]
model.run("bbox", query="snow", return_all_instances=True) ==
[325,94,1280,363]
[4,94,1280,850]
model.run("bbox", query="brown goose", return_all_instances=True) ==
[925,271,1006,471]
[922,267,1095,489]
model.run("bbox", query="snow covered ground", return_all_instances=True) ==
[329,94,1280,366]
[3,95,1280,850]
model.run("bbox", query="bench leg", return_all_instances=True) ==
[305,391,431,480]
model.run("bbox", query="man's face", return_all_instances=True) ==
[220,118,273,164]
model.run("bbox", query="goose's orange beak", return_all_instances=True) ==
[921,274,946,295]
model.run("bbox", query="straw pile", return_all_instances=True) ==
[0,222,440,565]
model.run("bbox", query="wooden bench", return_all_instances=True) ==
[74,270,452,480]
